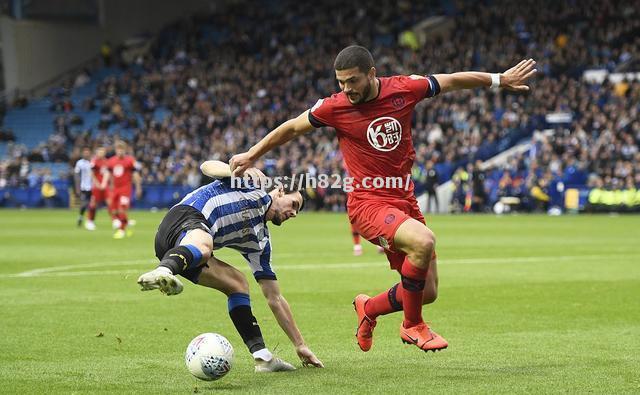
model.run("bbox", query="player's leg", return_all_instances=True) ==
[113,193,131,238]
[107,191,120,229]
[196,257,295,373]
[145,228,213,284]
[351,223,362,256]
[85,192,98,230]
[364,254,439,318]
[77,191,89,227]
[393,219,447,351]
[138,207,213,294]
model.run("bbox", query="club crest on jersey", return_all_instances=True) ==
[366,116,402,152]
[391,95,405,108]
[113,164,124,177]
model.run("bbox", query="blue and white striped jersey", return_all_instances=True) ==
[176,180,275,280]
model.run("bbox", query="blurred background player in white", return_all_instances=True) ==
[85,146,110,231]
[74,147,93,227]
[107,141,142,238]
[137,174,323,372]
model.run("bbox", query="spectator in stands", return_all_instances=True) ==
[470,161,488,212]
[424,160,439,213]
[4,0,640,213]
[40,169,58,208]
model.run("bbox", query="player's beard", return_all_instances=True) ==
[271,214,283,226]
[350,82,372,105]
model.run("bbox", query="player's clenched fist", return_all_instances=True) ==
[230,152,254,177]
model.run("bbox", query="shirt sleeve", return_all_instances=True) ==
[74,161,81,174]
[403,74,441,102]
[242,240,277,281]
[308,97,333,128]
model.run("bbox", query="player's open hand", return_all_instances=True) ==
[500,59,537,92]
[229,152,255,177]
[296,345,324,368]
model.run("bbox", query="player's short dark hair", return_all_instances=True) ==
[266,179,305,212]
[334,45,374,74]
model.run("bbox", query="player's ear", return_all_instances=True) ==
[368,67,376,80]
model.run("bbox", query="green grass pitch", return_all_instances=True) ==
[1,210,639,394]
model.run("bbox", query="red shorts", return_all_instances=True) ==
[348,194,435,271]
[91,188,109,205]
[109,189,132,210]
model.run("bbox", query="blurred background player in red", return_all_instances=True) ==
[85,146,111,231]
[351,223,384,256]
[107,140,142,239]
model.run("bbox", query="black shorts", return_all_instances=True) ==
[154,205,212,283]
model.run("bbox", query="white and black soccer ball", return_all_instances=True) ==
[185,333,234,381]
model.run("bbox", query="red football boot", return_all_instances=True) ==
[353,294,377,352]
[400,322,448,352]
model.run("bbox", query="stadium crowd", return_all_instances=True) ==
[1,0,639,212]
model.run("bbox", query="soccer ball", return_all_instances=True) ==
[185,333,234,381]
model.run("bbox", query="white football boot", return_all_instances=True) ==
[137,267,184,296]
[254,357,296,373]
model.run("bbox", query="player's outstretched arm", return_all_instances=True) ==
[434,58,537,94]
[230,110,315,176]
[257,279,324,368]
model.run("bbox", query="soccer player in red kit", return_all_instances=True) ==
[85,146,111,231]
[231,46,536,352]
[107,140,142,239]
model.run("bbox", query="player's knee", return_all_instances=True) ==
[196,244,212,263]
[409,230,436,263]
[182,241,212,264]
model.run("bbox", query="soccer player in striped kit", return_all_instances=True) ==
[137,176,323,372]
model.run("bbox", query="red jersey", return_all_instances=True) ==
[107,155,137,191]
[309,75,439,200]
[90,157,109,186]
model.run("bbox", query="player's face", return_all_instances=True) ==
[270,191,302,226]
[95,147,106,158]
[82,148,91,159]
[115,145,126,157]
[336,67,376,104]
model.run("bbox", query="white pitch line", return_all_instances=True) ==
[0,253,636,279]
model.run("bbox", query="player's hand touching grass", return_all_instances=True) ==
[296,345,324,368]
[500,59,537,92]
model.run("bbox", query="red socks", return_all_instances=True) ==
[400,258,427,328]
[365,283,401,318]
[364,257,428,328]
[119,211,128,230]
[87,206,96,221]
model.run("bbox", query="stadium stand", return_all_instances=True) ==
[1,0,639,211]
